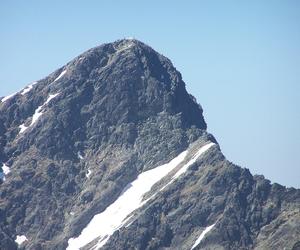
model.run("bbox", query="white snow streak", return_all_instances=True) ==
[67,142,215,250]
[30,93,59,126]
[191,224,216,250]
[53,70,67,82]
[160,142,215,192]
[19,124,28,134]
[77,152,84,160]
[1,92,17,103]
[67,150,188,250]
[45,93,60,104]
[21,82,37,95]
[173,142,215,179]
[15,235,28,245]
[18,93,59,134]
[1,81,37,103]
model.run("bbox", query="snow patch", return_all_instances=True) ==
[86,169,92,178]
[18,93,59,134]
[30,93,59,126]
[19,124,28,134]
[53,70,67,82]
[160,142,215,192]
[1,92,17,103]
[15,235,28,245]
[191,224,216,250]
[21,82,37,95]
[173,142,215,179]
[1,81,37,102]
[45,93,60,104]
[2,164,11,175]
[1,163,11,181]
[67,149,188,250]
[67,142,215,250]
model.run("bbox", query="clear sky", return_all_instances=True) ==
[1,1,299,187]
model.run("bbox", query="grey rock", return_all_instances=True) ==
[0,39,299,250]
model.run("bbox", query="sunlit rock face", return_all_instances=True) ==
[0,39,299,250]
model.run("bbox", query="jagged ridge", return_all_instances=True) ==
[0,39,299,250]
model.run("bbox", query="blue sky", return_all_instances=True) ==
[1,1,299,187]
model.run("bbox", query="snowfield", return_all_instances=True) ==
[67,142,215,250]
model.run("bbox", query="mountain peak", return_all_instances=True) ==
[40,39,207,130]
[1,40,298,250]
[0,39,207,161]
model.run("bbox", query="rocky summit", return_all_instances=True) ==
[0,39,299,250]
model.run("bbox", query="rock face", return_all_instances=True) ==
[0,39,299,250]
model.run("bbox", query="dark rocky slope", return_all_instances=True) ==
[0,39,299,250]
